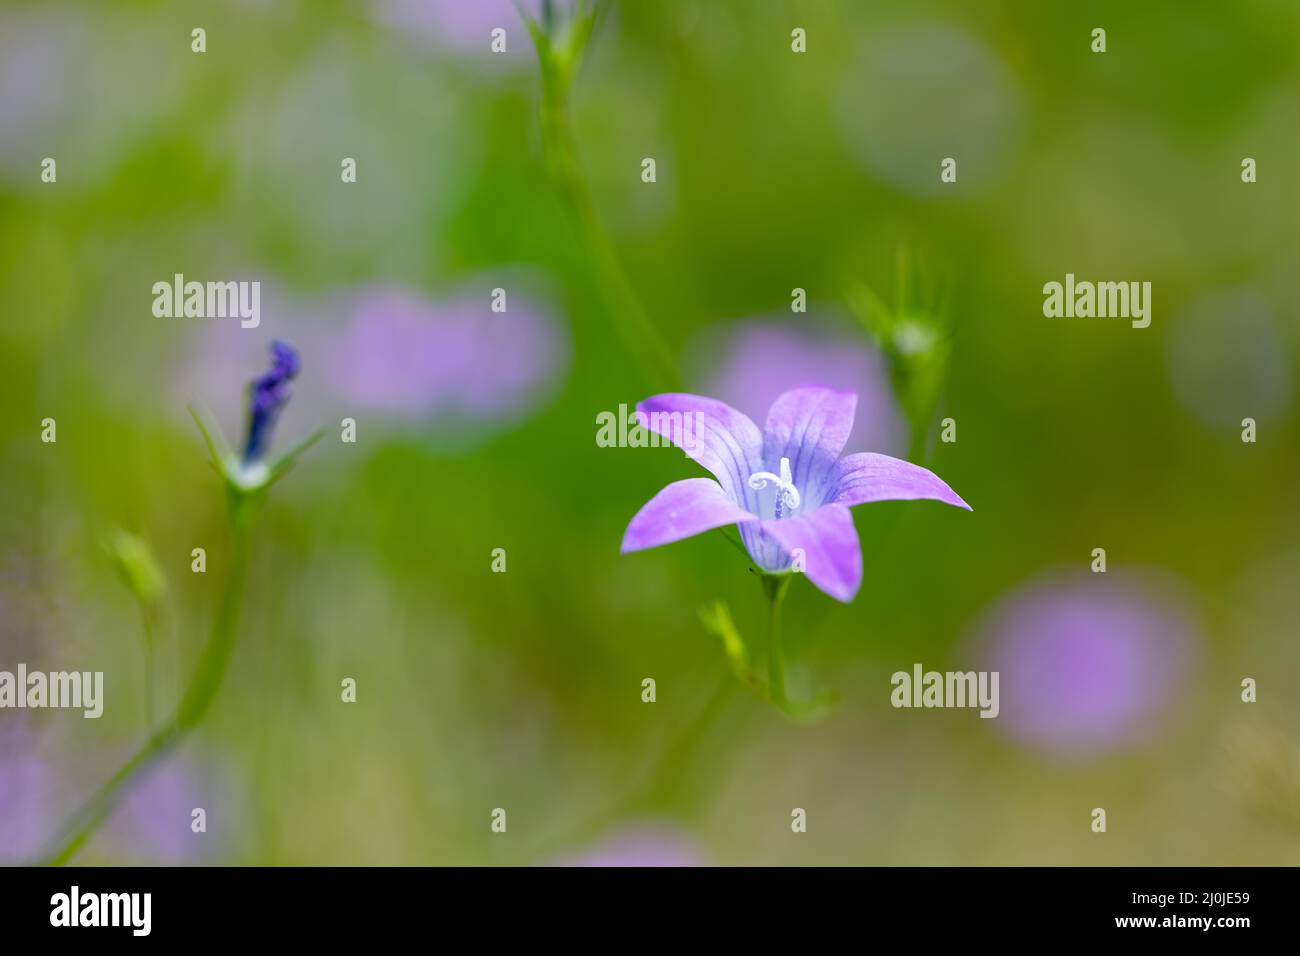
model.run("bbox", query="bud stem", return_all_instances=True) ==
[35,492,259,865]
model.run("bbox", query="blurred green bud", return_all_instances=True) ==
[699,600,751,683]
[891,319,939,359]
[844,253,954,458]
[106,529,165,607]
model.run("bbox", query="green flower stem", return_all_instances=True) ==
[35,498,258,866]
[532,14,681,390]
[762,574,792,709]
[37,724,181,867]
[177,498,254,728]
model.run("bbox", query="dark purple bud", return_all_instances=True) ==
[243,340,300,464]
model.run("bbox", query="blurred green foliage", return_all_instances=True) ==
[1,0,1298,864]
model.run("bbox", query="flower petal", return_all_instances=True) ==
[636,394,765,509]
[763,387,858,502]
[828,453,971,510]
[621,478,759,553]
[759,504,863,602]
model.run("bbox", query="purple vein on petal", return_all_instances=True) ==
[763,387,857,504]
[636,394,764,509]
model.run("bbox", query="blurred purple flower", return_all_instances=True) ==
[373,0,541,58]
[244,340,300,463]
[972,570,1199,759]
[0,728,62,864]
[329,283,566,435]
[622,387,969,602]
[693,318,907,456]
[551,824,703,867]
[179,278,566,450]
[98,757,235,865]
[0,725,237,864]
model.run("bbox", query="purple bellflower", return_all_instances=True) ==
[621,387,970,602]
[243,340,300,464]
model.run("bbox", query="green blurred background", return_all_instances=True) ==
[1,0,1298,865]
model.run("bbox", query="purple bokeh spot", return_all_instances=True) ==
[332,284,566,425]
[550,824,703,868]
[102,758,230,865]
[176,277,567,449]
[0,722,238,864]
[973,570,1199,759]
[0,748,59,863]
[372,0,542,57]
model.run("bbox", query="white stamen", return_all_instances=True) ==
[748,456,801,516]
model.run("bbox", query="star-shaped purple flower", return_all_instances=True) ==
[621,387,971,602]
